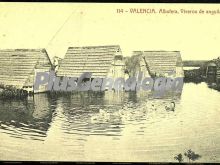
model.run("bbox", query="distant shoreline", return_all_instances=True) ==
[183,60,208,67]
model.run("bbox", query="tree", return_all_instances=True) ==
[125,55,141,77]
[184,149,201,163]
[174,153,184,163]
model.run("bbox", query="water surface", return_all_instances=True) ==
[0,82,220,162]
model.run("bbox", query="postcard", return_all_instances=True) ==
[0,2,220,163]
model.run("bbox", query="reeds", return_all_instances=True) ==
[0,86,28,99]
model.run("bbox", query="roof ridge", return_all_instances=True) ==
[0,48,45,52]
[143,51,180,52]
[68,45,120,49]
[133,51,180,52]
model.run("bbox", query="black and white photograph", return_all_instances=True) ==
[0,3,220,163]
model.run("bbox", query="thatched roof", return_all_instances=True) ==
[0,49,52,89]
[142,51,183,76]
[57,45,122,78]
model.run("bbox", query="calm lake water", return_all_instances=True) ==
[183,67,200,70]
[0,82,220,162]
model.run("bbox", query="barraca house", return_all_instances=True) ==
[206,57,220,84]
[56,45,126,79]
[0,49,52,97]
[128,51,184,78]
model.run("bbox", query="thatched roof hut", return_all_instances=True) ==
[131,51,184,78]
[206,57,220,83]
[0,49,52,92]
[57,45,125,78]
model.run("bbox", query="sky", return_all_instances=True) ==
[1,3,220,61]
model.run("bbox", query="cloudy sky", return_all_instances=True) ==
[0,3,220,61]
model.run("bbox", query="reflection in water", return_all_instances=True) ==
[0,94,56,141]
[1,84,220,162]
[56,91,181,137]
